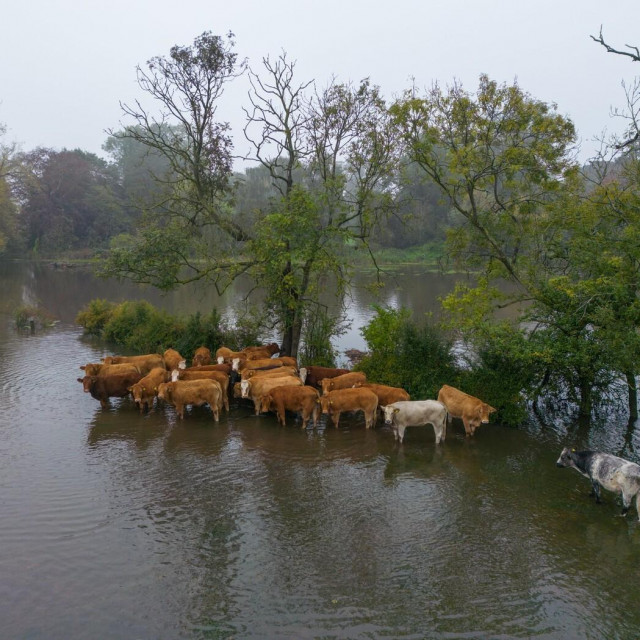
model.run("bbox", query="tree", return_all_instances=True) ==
[0,122,19,254]
[16,148,126,254]
[103,35,401,357]
[243,53,401,356]
[102,31,249,292]
[391,76,627,421]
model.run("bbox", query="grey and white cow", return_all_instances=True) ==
[380,400,448,444]
[556,447,640,520]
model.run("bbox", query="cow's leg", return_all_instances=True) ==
[620,490,633,516]
[462,417,472,436]
[100,398,110,410]
[332,411,341,428]
[635,492,640,521]
[590,480,602,503]
[434,421,443,444]
[397,425,405,443]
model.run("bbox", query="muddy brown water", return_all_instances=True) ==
[2,260,640,639]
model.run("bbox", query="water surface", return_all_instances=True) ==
[1,261,640,639]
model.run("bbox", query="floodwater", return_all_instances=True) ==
[1,260,640,639]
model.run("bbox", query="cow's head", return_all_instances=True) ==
[260,394,273,414]
[129,383,145,404]
[380,404,399,426]
[232,357,241,372]
[478,403,496,424]
[157,382,171,401]
[318,395,332,414]
[217,356,224,364]
[171,369,180,382]
[240,379,251,398]
[298,367,307,384]
[320,378,333,395]
[78,375,96,392]
[556,447,579,469]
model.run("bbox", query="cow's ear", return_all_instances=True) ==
[488,405,497,413]
[77,378,83,383]
[80,365,86,370]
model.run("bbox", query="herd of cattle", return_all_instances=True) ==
[77,343,640,519]
[77,343,496,442]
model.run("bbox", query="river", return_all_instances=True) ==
[1,260,640,639]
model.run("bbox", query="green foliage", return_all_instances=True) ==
[298,309,345,367]
[457,324,542,426]
[101,301,181,353]
[75,299,116,336]
[355,306,456,400]
[76,299,266,358]
[14,305,55,330]
[174,310,226,357]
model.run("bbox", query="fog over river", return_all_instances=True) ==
[1,260,640,639]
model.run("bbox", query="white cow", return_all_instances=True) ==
[380,400,448,444]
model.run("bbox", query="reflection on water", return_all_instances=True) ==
[1,262,640,639]
[0,260,470,356]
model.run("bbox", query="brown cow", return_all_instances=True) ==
[80,362,140,377]
[236,356,297,373]
[192,346,212,367]
[129,367,170,413]
[157,379,222,421]
[78,371,143,409]
[163,348,186,371]
[260,385,320,428]
[184,363,232,375]
[241,366,298,380]
[299,365,350,388]
[240,375,303,415]
[320,371,367,395]
[173,369,230,412]
[101,354,164,375]
[318,387,379,429]
[437,384,496,436]
[353,382,410,406]
[215,347,247,365]
[242,343,280,358]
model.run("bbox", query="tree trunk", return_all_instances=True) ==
[577,377,593,427]
[626,370,638,423]
[279,312,302,359]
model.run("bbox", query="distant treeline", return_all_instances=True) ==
[0,131,452,260]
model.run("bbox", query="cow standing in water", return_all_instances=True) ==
[381,400,448,444]
[437,384,496,436]
[556,447,640,520]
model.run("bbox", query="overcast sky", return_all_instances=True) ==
[1,0,638,167]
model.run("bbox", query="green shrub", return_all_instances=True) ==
[455,323,542,426]
[75,299,115,336]
[101,301,181,353]
[174,310,227,359]
[14,305,56,330]
[298,309,344,367]
[76,299,269,360]
[355,305,456,400]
